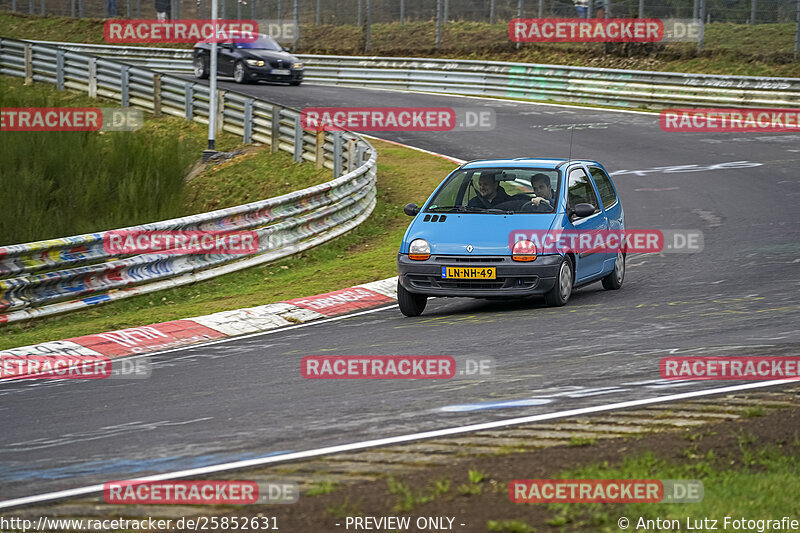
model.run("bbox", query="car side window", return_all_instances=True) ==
[567,168,599,213]
[588,167,618,209]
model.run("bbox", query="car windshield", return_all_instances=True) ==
[426,168,560,214]
[234,36,281,50]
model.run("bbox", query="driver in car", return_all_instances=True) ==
[467,172,511,208]
[528,173,556,211]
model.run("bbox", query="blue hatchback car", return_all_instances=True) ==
[396,158,626,316]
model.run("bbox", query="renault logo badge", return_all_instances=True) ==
[466,245,473,253]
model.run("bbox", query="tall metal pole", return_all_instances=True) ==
[208,0,218,153]
[795,0,800,60]
[638,0,644,18]
[697,0,705,52]
[444,0,449,23]
[693,0,698,21]
[538,0,543,18]
[316,0,321,24]
[237,0,241,20]
[293,0,299,49]
[435,0,442,48]
[490,0,495,24]
[357,0,362,27]
[364,0,371,51]
[400,0,404,24]
[750,0,756,24]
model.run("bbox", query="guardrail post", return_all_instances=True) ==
[216,90,225,134]
[356,145,366,168]
[153,73,162,117]
[315,130,325,169]
[56,49,65,90]
[271,106,281,153]
[23,43,32,85]
[347,138,356,173]
[121,66,130,106]
[184,82,194,119]
[88,57,97,98]
[293,115,303,162]
[333,131,343,178]
[243,98,254,144]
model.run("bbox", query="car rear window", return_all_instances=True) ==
[588,166,618,209]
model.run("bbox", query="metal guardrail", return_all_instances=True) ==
[0,38,378,325]
[24,40,800,108]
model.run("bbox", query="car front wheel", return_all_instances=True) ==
[602,250,625,290]
[233,61,248,84]
[397,281,427,317]
[544,256,573,307]
[194,55,209,80]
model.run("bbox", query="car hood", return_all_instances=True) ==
[239,49,299,63]
[402,213,559,255]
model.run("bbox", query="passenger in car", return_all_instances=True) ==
[467,172,511,208]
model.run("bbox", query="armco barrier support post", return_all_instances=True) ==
[121,66,130,106]
[294,115,303,162]
[333,131,343,178]
[153,74,162,117]
[315,130,325,169]
[56,49,65,90]
[184,82,193,119]
[356,144,365,169]
[23,44,32,85]
[88,58,97,98]
[217,91,225,134]
[271,107,281,153]
[244,99,254,144]
[347,138,356,173]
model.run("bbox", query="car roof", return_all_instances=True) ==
[459,158,601,170]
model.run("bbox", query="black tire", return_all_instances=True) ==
[544,256,574,307]
[289,80,302,86]
[233,61,248,84]
[193,54,209,80]
[601,250,625,290]
[397,281,427,317]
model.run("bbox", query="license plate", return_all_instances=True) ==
[271,68,291,75]
[441,266,496,279]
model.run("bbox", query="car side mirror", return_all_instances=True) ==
[403,203,420,217]
[572,203,596,218]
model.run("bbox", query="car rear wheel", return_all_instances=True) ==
[194,55,209,80]
[544,256,573,307]
[233,61,248,84]
[602,250,625,290]
[397,281,427,317]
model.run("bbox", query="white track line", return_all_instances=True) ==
[0,379,793,509]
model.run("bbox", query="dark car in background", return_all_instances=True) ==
[193,34,304,85]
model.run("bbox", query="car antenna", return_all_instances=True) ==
[567,123,575,165]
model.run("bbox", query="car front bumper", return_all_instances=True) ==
[245,66,303,82]
[397,254,562,297]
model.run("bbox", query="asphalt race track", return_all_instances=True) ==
[2,78,799,504]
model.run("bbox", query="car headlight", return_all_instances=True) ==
[409,239,430,261]
[293,62,303,69]
[512,240,537,262]
[245,59,265,67]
